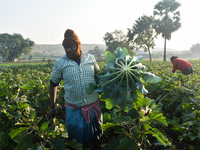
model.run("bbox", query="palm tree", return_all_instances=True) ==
[153,0,181,61]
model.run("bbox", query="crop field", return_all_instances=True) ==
[0,56,200,150]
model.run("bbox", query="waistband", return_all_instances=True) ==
[65,99,100,123]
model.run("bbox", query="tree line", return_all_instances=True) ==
[103,0,181,61]
[0,0,199,62]
[0,33,34,62]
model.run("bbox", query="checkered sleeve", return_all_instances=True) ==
[92,56,100,73]
[50,59,63,84]
[91,55,101,84]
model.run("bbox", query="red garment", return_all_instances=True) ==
[65,99,100,123]
[172,58,192,73]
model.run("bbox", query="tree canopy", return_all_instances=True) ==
[0,33,35,62]
[103,30,134,56]
[190,43,200,54]
[153,0,181,61]
[92,46,103,60]
[127,15,157,61]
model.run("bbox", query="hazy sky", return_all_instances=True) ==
[0,0,199,50]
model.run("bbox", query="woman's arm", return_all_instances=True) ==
[49,84,58,120]
[50,84,58,106]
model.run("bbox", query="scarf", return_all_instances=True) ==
[62,29,82,61]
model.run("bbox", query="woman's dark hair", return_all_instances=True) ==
[170,56,178,63]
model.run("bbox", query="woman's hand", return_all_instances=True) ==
[48,107,56,124]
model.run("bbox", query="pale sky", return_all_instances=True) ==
[0,0,199,50]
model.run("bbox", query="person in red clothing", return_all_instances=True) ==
[170,56,193,75]
[170,56,193,85]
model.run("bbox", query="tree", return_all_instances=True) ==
[189,43,200,57]
[127,15,157,61]
[190,43,200,53]
[92,46,103,60]
[0,33,35,62]
[153,0,181,61]
[88,50,94,54]
[29,54,33,61]
[103,30,134,55]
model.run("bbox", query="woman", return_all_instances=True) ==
[170,56,193,75]
[48,29,102,147]
[170,56,193,85]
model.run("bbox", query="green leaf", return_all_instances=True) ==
[171,125,185,132]
[116,86,134,109]
[180,86,193,94]
[150,113,168,126]
[140,72,162,83]
[140,115,150,123]
[23,106,34,118]
[105,61,115,69]
[105,51,116,63]
[8,105,17,112]
[14,133,33,150]
[49,135,65,150]
[17,103,29,111]
[0,131,9,149]
[40,122,49,131]
[19,84,34,90]
[103,113,111,123]
[182,103,192,111]
[101,123,117,130]
[103,138,120,150]
[61,132,68,138]
[148,128,170,147]
[136,80,148,94]
[116,138,139,150]
[193,110,200,115]
[182,112,196,122]
[12,130,28,144]
[128,108,139,119]
[87,83,98,95]
[109,81,124,98]
[156,102,163,111]
[29,108,36,119]
[136,55,143,63]
[101,98,117,109]
[133,63,146,71]
[182,132,197,141]
[137,96,152,108]
[35,146,44,150]
[114,47,128,59]
[170,117,180,125]
[9,127,28,139]
[114,115,133,123]
[67,139,83,150]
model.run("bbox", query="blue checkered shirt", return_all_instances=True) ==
[50,53,100,106]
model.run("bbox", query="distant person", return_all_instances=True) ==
[170,56,193,85]
[48,29,102,148]
[170,56,193,75]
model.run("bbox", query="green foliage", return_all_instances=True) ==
[153,0,181,61]
[103,30,134,56]
[29,54,33,60]
[190,43,200,54]
[127,15,157,61]
[0,63,68,150]
[153,0,181,40]
[101,96,170,149]
[92,46,103,60]
[1,58,200,149]
[90,47,161,109]
[89,47,173,149]
[0,33,35,62]
[143,59,200,149]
